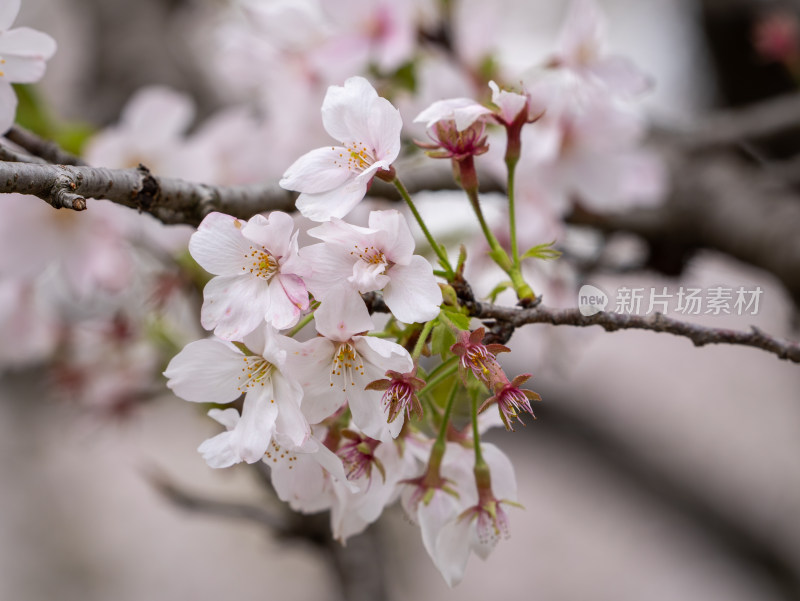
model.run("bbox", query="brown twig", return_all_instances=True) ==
[5,125,87,166]
[0,160,294,224]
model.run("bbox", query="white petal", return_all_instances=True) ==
[200,275,270,340]
[164,339,244,403]
[273,374,309,447]
[488,81,527,124]
[435,517,473,587]
[236,390,279,463]
[0,82,16,133]
[0,0,20,31]
[418,491,461,564]
[383,256,442,323]
[198,430,241,468]
[367,209,415,265]
[314,285,374,341]
[189,212,251,276]
[298,241,356,300]
[280,146,355,193]
[0,27,56,61]
[121,86,195,141]
[285,337,347,423]
[321,76,379,143]
[481,443,518,501]
[355,336,414,373]
[294,178,369,222]
[241,211,295,258]
[266,274,308,330]
[557,0,605,64]
[207,408,240,430]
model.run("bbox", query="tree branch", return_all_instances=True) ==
[0,160,294,225]
[5,125,87,166]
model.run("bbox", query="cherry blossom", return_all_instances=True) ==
[280,76,403,221]
[365,367,425,423]
[433,444,519,587]
[0,0,56,133]
[285,296,413,441]
[189,211,309,339]
[414,98,492,160]
[300,209,442,328]
[164,325,309,467]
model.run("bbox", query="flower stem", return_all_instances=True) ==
[424,377,460,486]
[412,320,436,360]
[392,176,454,278]
[419,359,458,395]
[287,304,318,337]
[470,389,486,468]
[507,155,520,267]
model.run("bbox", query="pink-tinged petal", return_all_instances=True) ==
[0,82,17,133]
[298,242,357,300]
[0,27,56,61]
[590,55,652,96]
[313,286,374,341]
[280,146,356,193]
[383,256,442,323]
[121,86,194,141]
[557,0,605,65]
[414,98,492,131]
[367,209,415,265]
[198,430,240,468]
[0,0,20,31]
[321,76,379,144]
[236,389,279,463]
[434,517,472,587]
[349,259,389,293]
[481,443,518,501]
[271,273,309,327]
[307,216,374,247]
[356,336,414,374]
[295,177,369,222]
[189,212,251,276]
[164,339,244,403]
[241,211,295,258]
[488,81,528,124]
[200,275,270,340]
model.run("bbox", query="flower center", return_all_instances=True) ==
[329,342,365,391]
[352,243,386,266]
[333,142,376,173]
[237,356,274,392]
[243,245,278,280]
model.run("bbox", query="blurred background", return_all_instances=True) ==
[3,0,800,600]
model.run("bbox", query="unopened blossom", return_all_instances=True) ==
[480,373,541,431]
[164,325,309,467]
[450,327,510,388]
[285,300,413,441]
[434,444,519,587]
[189,211,309,339]
[280,76,403,221]
[414,98,492,160]
[366,367,425,423]
[0,0,56,133]
[300,209,442,328]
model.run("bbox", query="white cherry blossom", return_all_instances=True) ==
[280,76,402,221]
[300,209,442,328]
[164,325,309,467]
[285,297,413,441]
[189,211,309,340]
[0,0,56,132]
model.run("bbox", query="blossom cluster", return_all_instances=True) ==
[0,0,664,587]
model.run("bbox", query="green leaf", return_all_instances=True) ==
[431,322,456,358]
[440,308,470,331]
[487,281,513,303]
[521,240,562,261]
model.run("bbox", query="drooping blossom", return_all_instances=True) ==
[366,367,425,423]
[280,76,403,221]
[0,0,56,133]
[450,327,510,388]
[480,373,541,431]
[164,324,309,467]
[433,444,519,587]
[189,211,309,339]
[285,295,413,441]
[300,209,442,328]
